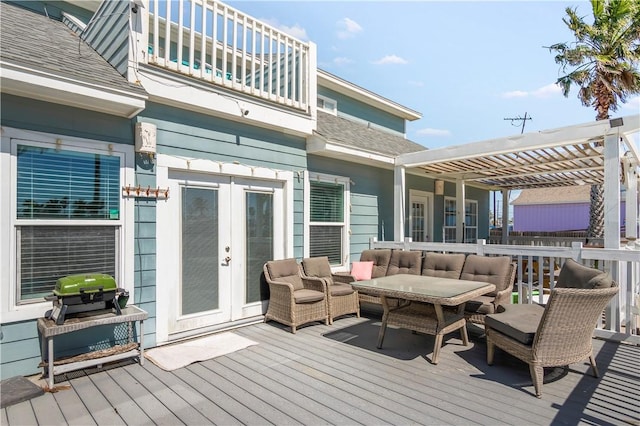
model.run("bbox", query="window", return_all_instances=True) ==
[317,95,337,115]
[443,198,478,243]
[2,130,133,321]
[16,144,121,302]
[308,175,349,266]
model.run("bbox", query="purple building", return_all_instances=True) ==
[512,186,627,232]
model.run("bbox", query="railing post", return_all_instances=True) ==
[369,237,377,249]
[571,242,583,262]
[404,237,412,251]
[476,239,486,256]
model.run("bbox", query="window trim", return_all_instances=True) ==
[1,127,135,323]
[304,172,350,270]
[317,95,337,115]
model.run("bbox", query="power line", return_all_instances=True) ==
[504,112,532,134]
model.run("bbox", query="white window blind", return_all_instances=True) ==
[309,180,345,264]
[15,144,121,302]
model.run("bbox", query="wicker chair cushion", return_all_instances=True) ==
[460,255,512,296]
[267,259,304,290]
[464,295,495,315]
[422,252,465,279]
[351,261,374,280]
[293,289,326,304]
[387,250,422,275]
[302,257,332,278]
[360,249,392,278]
[330,283,355,296]
[557,259,614,289]
[485,303,545,345]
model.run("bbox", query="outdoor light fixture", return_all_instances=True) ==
[435,179,444,195]
[610,117,624,128]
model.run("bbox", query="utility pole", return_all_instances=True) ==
[504,112,532,134]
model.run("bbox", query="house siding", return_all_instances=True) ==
[514,202,627,232]
[82,0,130,77]
[0,94,148,379]
[318,87,406,134]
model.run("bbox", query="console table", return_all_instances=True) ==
[37,305,148,388]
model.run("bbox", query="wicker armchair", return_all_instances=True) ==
[485,260,618,398]
[300,257,360,324]
[263,258,328,333]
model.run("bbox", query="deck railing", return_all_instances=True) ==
[147,0,310,111]
[369,238,640,344]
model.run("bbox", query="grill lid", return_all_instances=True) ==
[53,273,117,297]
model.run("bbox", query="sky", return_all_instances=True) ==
[228,0,639,150]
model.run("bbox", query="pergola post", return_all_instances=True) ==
[603,133,621,249]
[624,152,638,243]
[502,189,509,245]
[455,179,465,243]
[394,165,406,242]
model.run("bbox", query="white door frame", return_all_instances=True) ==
[409,189,434,242]
[155,154,294,343]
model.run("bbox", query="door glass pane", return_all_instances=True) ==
[246,192,273,303]
[411,201,425,242]
[181,187,218,315]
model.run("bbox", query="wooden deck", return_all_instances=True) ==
[3,311,640,425]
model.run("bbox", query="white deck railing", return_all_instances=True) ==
[369,238,640,344]
[147,0,310,111]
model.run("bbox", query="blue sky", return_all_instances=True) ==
[228,0,639,149]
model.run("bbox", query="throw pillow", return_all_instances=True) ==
[351,261,374,281]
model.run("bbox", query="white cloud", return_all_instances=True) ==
[372,55,408,65]
[417,128,451,137]
[336,17,362,39]
[531,83,562,98]
[501,83,561,99]
[261,18,309,41]
[333,56,354,66]
[501,90,528,99]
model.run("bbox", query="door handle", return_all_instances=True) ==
[224,256,231,263]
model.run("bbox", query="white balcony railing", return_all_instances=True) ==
[369,238,640,344]
[146,0,310,111]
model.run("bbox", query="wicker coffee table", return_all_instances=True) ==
[351,275,495,364]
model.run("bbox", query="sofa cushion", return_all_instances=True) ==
[267,259,304,290]
[485,303,545,345]
[422,252,466,279]
[360,249,392,278]
[302,257,332,278]
[557,258,614,289]
[351,261,374,281]
[329,283,355,296]
[387,250,422,275]
[460,255,512,296]
[464,295,496,315]
[293,288,326,304]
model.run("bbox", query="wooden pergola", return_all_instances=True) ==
[394,114,640,248]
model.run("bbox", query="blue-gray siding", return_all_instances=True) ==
[83,0,130,77]
[318,86,406,134]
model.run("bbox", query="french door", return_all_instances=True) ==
[162,170,284,337]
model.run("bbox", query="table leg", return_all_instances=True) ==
[47,337,54,389]
[139,319,145,366]
[377,296,390,349]
[432,305,447,364]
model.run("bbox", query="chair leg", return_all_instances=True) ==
[460,325,469,346]
[589,354,599,378]
[529,363,544,398]
[291,325,296,334]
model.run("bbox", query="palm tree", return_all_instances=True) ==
[548,0,640,241]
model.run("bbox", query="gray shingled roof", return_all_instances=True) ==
[512,186,591,205]
[0,2,145,95]
[315,110,426,157]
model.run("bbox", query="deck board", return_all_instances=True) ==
[2,313,639,425]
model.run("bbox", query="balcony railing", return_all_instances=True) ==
[147,0,310,111]
[369,238,640,344]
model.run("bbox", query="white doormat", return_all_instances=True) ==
[144,332,258,371]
